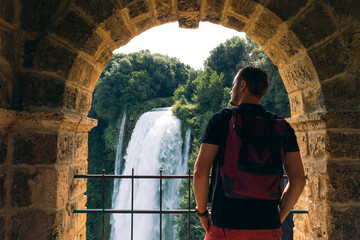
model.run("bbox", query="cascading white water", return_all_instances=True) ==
[110,107,190,240]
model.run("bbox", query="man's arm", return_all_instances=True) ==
[279,151,306,223]
[193,143,219,231]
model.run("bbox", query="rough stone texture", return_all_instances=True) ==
[12,132,58,165]
[78,91,93,115]
[328,204,360,239]
[309,38,349,81]
[247,10,282,46]
[65,196,87,236]
[302,84,325,114]
[0,29,16,67]
[10,170,38,207]
[127,0,150,19]
[20,0,63,32]
[81,31,104,57]
[202,0,225,23]
[222,15,246,32]
[179,13,200,29]
[30,38,77,78]
[229,0,256,19]
[0,0,15,24]
[279,55,319,91]
[288,90,305,117]
[178,0,200,12]
[0,131,7,166]
[58,132,88,164]
[325,131,360,159]
[322,74,360,111]
[276,31,302,59]
[0,69,13,109]
[265,0,307,22]
[68,57,102,90]
[73,0,115,24]
[69,162,87,200]
[291,2,337,49]
[102,11,133,45]
[52,10,95,51]
[0,172,6,208]
[9,209,58,240]
[327,161,360,202]
[154,0,176,24]
[134,16,157,33]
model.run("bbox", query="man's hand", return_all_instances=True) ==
[199,212,211,232]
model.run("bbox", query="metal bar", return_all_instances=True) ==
[188,168,191,240]
[74,174,300,179]
[102,169,105,240]
[73,209,308,214]
[131,168,134,240]
[159,169,163,240]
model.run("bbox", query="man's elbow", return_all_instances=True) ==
[193,168,209,180]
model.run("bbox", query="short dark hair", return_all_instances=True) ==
[238,67,268,98]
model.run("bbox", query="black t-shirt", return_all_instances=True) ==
[200,103,299,230]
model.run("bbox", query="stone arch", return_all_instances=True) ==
[0,0,359,239]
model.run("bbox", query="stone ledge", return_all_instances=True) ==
[0,109,97,132]
[287,111,360,131]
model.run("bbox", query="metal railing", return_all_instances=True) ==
[74,169,308,240]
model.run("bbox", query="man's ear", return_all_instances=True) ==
[240,80,247,92]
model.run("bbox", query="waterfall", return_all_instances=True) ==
[111,110,127,209]
[110,107,189,240]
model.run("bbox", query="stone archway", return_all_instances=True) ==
[0,0,359,239]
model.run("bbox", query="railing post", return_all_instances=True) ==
[131,168,134,240]
[102,169,106,240]
[159,169,163,240]
[188,168,191,240]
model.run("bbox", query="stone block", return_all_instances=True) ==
[78,91,92,115]
[0,29,15,66]
[68,57,101,90]
[10,170,38,207]
[203,0,225,23]
[322,75,360,111]
[0,214,5,240]
[135,16,157,33]
[96,47,113,67]
[73,0,115,24]
[179,13,200,29]
[74,228,86,240]
[326,131,360,159]
[63,85,79,111]
[328,204,360,239]
[66,196,87,235]
[280,56,318,91]
[288,90,304,116]
[342,26,360,74]
[290,2,336,49]
[308,38,349,81]
[154,0,176,24]
[82,32,104,57]
[0,131,7,166]
[276,31,302,59]
[0,69,13,109]
[0,172,6,208]
[247,10,282,46]
[74,133,88,159]
[229,0,256,19]
[327,161,360,202]
[69,161,88,199]
[307,131,327,157]
[324,0,360,23]
[294,131,308,159]
[222,15,246,32]
[102,11,132,45]
[265,45,286,66]
[20,0,62,32]
[12,131,58,165]
[0,0,15,24]
[57,132,75,164]
[178,0,200,12]
[9,209,62,240]
[127,0,150,19]
[52,10,95,51]
[265,0,307,22]
[302,84,325,114]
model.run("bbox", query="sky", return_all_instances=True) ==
[113,22,246,70]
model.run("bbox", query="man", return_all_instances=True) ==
[193,67,305,240]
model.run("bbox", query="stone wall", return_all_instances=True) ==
[0,0,359,239]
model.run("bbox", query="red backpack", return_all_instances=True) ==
[220,110,289,200]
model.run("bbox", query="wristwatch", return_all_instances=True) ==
[195,207,208,217]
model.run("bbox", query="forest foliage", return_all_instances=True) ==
[86,36,290,240]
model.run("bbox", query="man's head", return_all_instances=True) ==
[229,67,268,106]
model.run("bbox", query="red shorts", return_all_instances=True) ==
[204,223,282,240]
